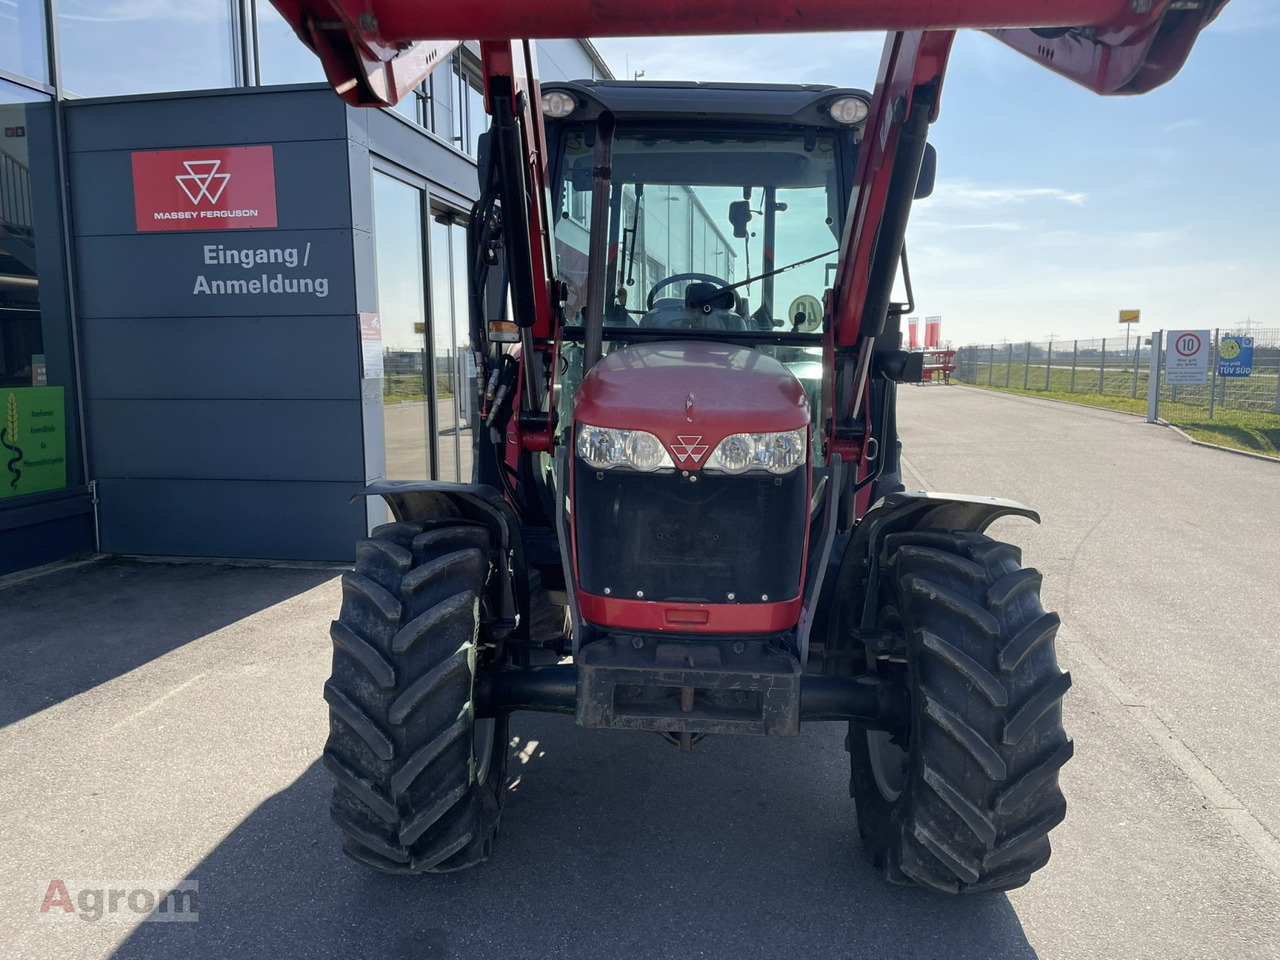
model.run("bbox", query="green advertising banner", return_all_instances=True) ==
[1,387,67,499]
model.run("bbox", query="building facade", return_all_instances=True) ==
[0,2,609,574]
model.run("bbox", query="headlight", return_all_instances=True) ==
[576,423,674,472]
[828,95,869,125]
[541,91,577,119]
[704,430,806,475]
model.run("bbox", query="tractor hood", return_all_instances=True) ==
[572,341,810,468]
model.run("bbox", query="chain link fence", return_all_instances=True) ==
[955,337,1150,399]
[954,329,1280,456]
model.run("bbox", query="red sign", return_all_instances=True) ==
[131,146,277,232]
[924,316,942,349]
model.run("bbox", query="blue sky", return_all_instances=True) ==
[593,1,1280,345]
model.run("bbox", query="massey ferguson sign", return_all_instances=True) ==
[131,146,278,232]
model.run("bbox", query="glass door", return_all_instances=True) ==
[372,172,431,480]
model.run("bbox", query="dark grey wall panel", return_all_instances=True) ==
[352,228,378,315]
[348,141,374,234]
[70,139,357,237]
[80,316,359,401]
[75,229,356,319]
[95,478,363,561]
[68,89,367,562]
[0,513,96,576]
[63,88,484,563]
[87,399,364,482]
[65,88,348,153]
[361,379,385,483]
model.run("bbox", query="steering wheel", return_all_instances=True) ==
[646,272,735,310]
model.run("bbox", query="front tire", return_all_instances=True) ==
[850,531,1072,893]
[324,519,508,873]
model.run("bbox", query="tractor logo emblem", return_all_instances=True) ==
[175,160,231,205]
[671,435,709,464]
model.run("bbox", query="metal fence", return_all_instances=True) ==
[954,329,1280,445]
[955,336,1153,400]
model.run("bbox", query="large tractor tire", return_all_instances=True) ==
[849,531,1072,893]
[323,519,508,873]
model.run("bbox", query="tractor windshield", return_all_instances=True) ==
[554,127,843,337]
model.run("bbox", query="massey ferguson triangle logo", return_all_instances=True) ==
[132,146,277,232]
[672,435,709,464]
[175,160,231,205]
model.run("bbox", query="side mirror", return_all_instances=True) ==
[728,200,752,239]
[915,143,937,200]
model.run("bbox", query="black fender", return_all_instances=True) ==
[354,480,528,644]
[818,491,1040,673]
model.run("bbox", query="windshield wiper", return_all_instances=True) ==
[690,247,838,305]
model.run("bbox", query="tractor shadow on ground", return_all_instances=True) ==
[0,558,338,728]
[110,714,1040,960]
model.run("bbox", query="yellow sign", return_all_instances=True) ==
[1119,310,1140,324]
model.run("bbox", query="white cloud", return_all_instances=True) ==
[1162,118,1205,136]
[924,181,1088,208]
[911,220,1026,233]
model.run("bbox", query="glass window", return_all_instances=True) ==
[0,0,49,85]
[255,1,327,86]
[391,86,423,126]
[59,0,238,98]
[372,173,431,480]
[450,56,465,148]
[467,80,487,156]
[554,128,840,333]
[1,80,73,499]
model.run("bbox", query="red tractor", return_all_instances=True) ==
[273,0,1231,891]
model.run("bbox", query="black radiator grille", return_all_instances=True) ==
[573,462,807,603]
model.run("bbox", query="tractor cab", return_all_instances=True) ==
[540,82,873,636]
[545,80,870,450]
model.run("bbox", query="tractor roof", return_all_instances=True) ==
[541,80,873,130]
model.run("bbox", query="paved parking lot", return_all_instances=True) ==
[0,387,1277,959]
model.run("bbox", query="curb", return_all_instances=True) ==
[952,384,1148,419]
[0,554,104,592]
[1159,422,1280,464]
[954,384,1279,463]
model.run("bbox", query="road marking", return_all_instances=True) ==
[1066,639,1280,880]
[900,452,930,490]
[109,673,208,730]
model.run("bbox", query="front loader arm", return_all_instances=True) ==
[989,0,1233,96]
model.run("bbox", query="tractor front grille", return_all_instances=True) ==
[572,461,807,605]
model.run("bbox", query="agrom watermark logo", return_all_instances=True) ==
[175,160,231,205]
[39,879,199,923]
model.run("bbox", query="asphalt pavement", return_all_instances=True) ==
[0,386,1277,960]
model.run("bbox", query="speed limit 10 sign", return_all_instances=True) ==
[1166,329,1211,385]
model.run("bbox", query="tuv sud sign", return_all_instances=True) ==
[131,146,278,232]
